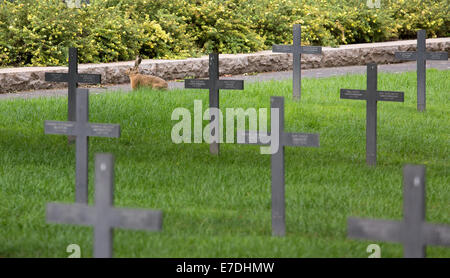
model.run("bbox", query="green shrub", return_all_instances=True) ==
[0,0,448,67]
[385,0,449,39]
[179,0,265,53]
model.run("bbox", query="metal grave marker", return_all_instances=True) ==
[237,96,319,236]
[45,88,120,203]
[340,63,404,166]
[272,24,323,100]
[184,53,244,155]
[348,165,450,258]
[45,47,102,142]
[395,30,448,111]
[47,153,163,258]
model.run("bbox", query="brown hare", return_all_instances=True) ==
[125,56,168,90]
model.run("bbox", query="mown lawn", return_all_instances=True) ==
[0,69,448,258]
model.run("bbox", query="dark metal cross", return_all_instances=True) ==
[185,53,244,155]
[237,96,319,236]
[45,88,120,204]
[45,48,102,140]
[340,63,404,166]
[395,30,448,111]
[47,153,163,258]
[272,24,322,100]
[348,164,450,258]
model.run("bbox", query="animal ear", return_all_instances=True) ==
[134,56,142,68]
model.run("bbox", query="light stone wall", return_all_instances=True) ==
[0,38,448,93]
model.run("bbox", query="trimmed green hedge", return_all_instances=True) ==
[0,0,448,67]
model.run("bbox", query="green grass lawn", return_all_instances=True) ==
[0,69,449,258]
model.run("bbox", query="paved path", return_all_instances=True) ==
[1,60,448,100]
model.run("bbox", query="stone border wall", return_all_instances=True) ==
[0,38,448,93]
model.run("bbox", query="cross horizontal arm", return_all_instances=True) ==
[395,52,418,61]
[110,208,163,231]
[236,130,270,145]
[340,89,367,100]
[184,79,211,89]
[45,72,69,83]
[272,45,322,55]
[45,72,101,84]
[423,223,450,246]
[301,46,322,54]
[272,44,293,53]
[77,73,102,84]
[44,121,77,136]
[348,217,403,243]
[218,80,244,90]
[87,123,121,138]
[47,203,95,226]
[283,133,319,147]
[376,91,404,102]
[425,52,448,60]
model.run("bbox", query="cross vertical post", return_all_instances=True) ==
[68,48,78,124]
[272,24,323,100]
[237,96,319,236]
[340,63,404,166]
[94,153,114,258]
[44,88,121,204]
[270,97,285,236]
[292,24,302,100]
[395,30,448,111]
[403,165,426,258]
[209,53,220,154]
[75,89,89,203]
[184,53,244,155]
[347,164,450,258]
[45,48,102,142]
[366,64,377,166]
[46,153,163,258]
[416,30,426,111]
